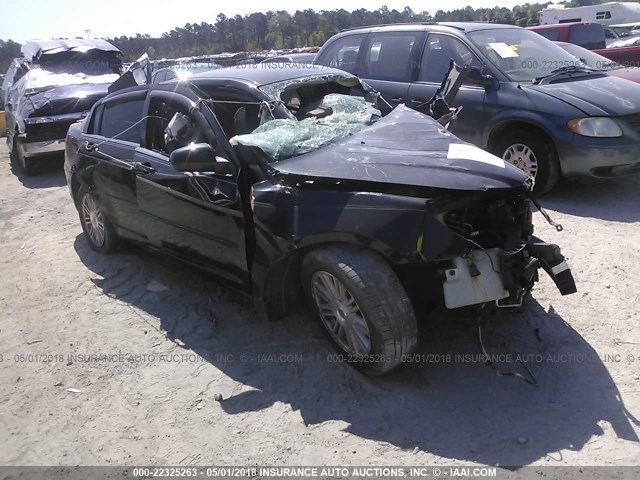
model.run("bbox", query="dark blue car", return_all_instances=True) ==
[315,22,640,193]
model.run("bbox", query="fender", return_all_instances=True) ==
[482,108,573,151]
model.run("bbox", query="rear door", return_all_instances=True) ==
[134,90,249,287]
[77,91,148,240]
[407,33,488,146]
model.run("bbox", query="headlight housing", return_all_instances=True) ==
[24,117,55,125]
[567,117,623,138]
[25,116,55,125]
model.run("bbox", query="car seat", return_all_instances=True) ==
[233,106,260,135]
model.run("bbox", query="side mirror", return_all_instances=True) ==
[169,143,233,175]
[468,66,498,90]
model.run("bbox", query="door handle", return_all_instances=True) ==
[83,141,99,152]
[391,97,404,102]
[133,162,156,175]
[410,98,425,104]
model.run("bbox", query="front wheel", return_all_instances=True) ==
[302,246,418,375]
[10,135,38,176]
[494,129,560,195]
[77,186,121,253]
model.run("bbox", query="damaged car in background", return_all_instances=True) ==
[5,39,122,175]
[64,64,576,374]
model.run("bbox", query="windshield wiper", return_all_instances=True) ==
[533,65,597,85]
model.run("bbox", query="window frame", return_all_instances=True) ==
[97,91,148,145]
[417,32,484,85]
[142,90,216,158]
[361,31,426,83]
[316,33,366,75]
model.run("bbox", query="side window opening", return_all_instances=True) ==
[86,104,104,134]
[365,33,419,82]
[99,97,145,144]
[420,34,482,84]
[317,34,365,73]
[145,97,206,155]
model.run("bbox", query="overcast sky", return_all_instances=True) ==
[3,0,525,42]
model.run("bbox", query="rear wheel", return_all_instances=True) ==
[77,186,121,253]
[302,246,418,375]
[494,128,560,195]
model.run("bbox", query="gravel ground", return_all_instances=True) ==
[0,143,639,468]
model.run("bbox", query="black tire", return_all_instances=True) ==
[77,186,121,254]
[302,246,418,375]
[493,128,560,195]
[10,134,38,176]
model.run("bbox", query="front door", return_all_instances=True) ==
[360,31,426,108]
[133,91,249,287]
[407,33,488,146]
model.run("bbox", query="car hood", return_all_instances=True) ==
[16,81,113,123]
[524,75,640,116]
[273,105,528,191]
[26,82,111,101]
[607,67,640,84]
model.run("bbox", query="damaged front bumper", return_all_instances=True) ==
[442,237,576,310]
[19,112,87,158]
[18,134,66,158]
[527,237,577,296]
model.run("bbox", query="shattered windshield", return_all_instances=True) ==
[228,74,383,162]
[468,28,589,82]
[230,93,381,160]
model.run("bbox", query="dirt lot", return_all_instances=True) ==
[0,141,639,468]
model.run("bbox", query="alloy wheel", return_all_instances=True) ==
[82,194,106,247]
[311,271,371,355]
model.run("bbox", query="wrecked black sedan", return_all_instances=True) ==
[64,65,576,374]
[6,40,121,175]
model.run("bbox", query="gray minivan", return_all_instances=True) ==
[315,23,640,193]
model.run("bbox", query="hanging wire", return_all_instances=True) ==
[476,310,537,386]
[526,190,564,232]
[84,115,169,153]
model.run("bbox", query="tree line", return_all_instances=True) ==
[107,4,548,62]
[0,1,634,70]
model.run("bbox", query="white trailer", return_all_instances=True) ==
[540,2,640,26]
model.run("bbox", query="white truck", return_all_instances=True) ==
[540,2,640,26]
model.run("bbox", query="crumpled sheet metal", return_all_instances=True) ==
[21,39,121,62]
[274,105,529,191]
[229,94,380,160]
[8,69,116,130]
[16,69,118,93]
